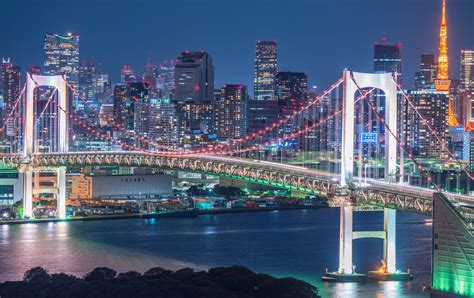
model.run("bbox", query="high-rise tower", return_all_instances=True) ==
[435,0,458,126]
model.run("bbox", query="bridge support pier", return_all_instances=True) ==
[338,205,353,274]
[57,167,66,219]
[322,204,412,282]
[21,166,33,218]
[384,208,396,273]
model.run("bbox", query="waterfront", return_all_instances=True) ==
[0,208,432,297]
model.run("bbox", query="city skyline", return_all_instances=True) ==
[0,0,472,91]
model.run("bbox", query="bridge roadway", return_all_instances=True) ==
[1,151,472,214]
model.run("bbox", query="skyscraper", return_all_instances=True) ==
[0,58,13,132]
[275,71,308,117]
[275,71,308,148]
[174,51,214,146]
[2,66,21,151]
[143,59,157,91]
[373,41,403,153]
[408,90,449,159]
[253,41,278,101]
[121,64,135,83]
[174,51,214,104]
[460,50,474,129]
[149,98,178,149]
[373,41,402,82]
[44,33,79,84]
[216,84,248,139]
[129,82,150,145]
[113,84,130,129]
[415,54,437,90]
[249,40,278,133]
[156,60,175,99]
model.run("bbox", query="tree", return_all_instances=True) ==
[186,185,207,196]
[50,273,77,286]
[84,267,117,281]
[143,267,172,278]
[117,271,141,279]
[23,267,50,284]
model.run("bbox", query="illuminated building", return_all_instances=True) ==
[129,82,150,140]
[44,32,79,89]
[275,71,308,149]
[216,84,248,139]
[253,41,278,101]
[142,58,157,91]
[174,51,214,104]
[70,173,172,200]
[0,57,12,99]
[2,66,21,151]
[156,60,175,98]
[460,50,474,129]
[112,82,150,148]
[373,41,402,82]
[432,193,474,297]
[78,60,109,108]
[407,90,449,159]
[249,40,278,133]
[149,98,178,149]
[174,51,214,145]
[415,54,437,90]
[113,84,130,129]
[373,41,403,152]
[121,64,135,83]
[275,71,308,117]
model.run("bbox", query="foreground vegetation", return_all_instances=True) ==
[0,265,320,298]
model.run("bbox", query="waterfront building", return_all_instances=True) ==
[249,40,278,133]
[70,173,172,200]
[432,193,474,297]
[215,84,248,139]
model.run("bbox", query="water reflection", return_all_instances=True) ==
[0,210,431,297]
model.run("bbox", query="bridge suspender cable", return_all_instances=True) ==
[350,72,443,192]
[393,79,473,180]
[64,77,343,155]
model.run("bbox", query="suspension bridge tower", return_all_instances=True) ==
[22,73,68,219]
[323,70,411,282]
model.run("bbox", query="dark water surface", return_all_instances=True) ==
[0,209,432,297]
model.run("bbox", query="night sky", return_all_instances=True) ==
[1,0,473,92]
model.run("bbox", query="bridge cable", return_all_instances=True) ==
[393,79,473,180]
